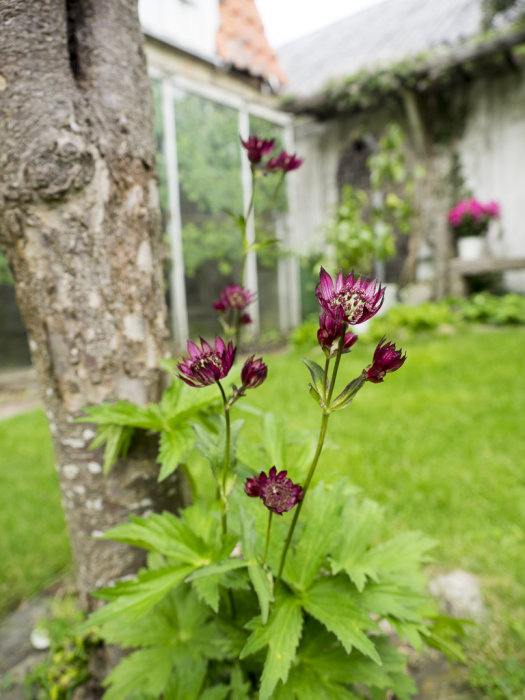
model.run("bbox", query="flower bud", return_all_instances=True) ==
[241,355,267,389]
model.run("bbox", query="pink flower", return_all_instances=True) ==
[245,466,303,515]
[213,285,255,312]
[241,135,275,164]
[317,312,358,358]
[365,339,406,383]
[266,151,303,173]
[483,201,500,218]
[177,337,236,388]
[316,267,385,325]
[241,356,268,389]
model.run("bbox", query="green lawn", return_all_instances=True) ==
[1,326,524,695]
[0,410,73,616]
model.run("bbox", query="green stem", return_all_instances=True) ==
[263,511,273,565]
[239,173,256,289]
[218,381,231,534]
[259,171,285,233]
[276,327,347,581]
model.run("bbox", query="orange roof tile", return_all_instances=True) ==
[217,0,287,87]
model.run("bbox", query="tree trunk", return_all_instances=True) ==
[0,0,186,607]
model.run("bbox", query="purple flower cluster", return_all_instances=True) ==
[241,134,303,173]
[365,339,406,383]
[245,466,303,515]
[447,198,500,237]
[316,267,385,326]
[177,337,236,388]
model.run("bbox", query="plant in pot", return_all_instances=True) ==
[448,197,500,261]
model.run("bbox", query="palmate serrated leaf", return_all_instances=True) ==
[89,424,134,474]
[240,591,303,700]
[356,582,431,623]
[162,655,207,700]
[273,664,360,700]
[301,358,326,402]
[100,512,211,566]
[285,482,339,590]
[301,577,381,664]
[229,662,251,700]
[199,685,230,700]
[103,647,174,700]
[185,558,248,582]
[84,565,193,628]
[238,504,274,623]
[80,399,165,430]
[157,426,194,481]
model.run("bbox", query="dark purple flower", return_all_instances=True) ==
[241,355,268,389]
[266,151,303,173]
[245,466,303,515]
[317,312,358,358]
[177,337,236,388]
[241,135,275,164]
[213,285,255,312]
[365,339,406,383]
[239,313,253,326]
[316,267,385,325]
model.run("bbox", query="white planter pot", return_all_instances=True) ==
[457,236,487,261]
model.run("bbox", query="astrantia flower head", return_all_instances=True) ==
[241,355,268,389]
[266,151,303,173]
[241,135,275,164]
[177,337,236,388]
[245,466,303,515]
[365,338,406,383]
[213,285,255,313]
[316,267,385,325]
[317,312,358,358]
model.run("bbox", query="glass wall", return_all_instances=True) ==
[153,77,296,346]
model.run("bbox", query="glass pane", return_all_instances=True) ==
[248,116,287,337]
[174,91,243,338]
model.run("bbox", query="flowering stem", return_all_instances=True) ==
[263,511,273,565]
[276,327,347,581]
[218,381,231,534]
[259,171,285,232]
[240,173,256,289]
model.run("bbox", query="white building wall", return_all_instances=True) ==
[457,72,525,291]
[139,0,220,61]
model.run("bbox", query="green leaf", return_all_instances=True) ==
[241,591,303,700]
[301,358,326,403]
[357,582,431,623]
[185,558,247,583]
[285,482,339,590]
[301,577,381,664]
[89,424,134,474]
[229,662,251,700]
[103,647,174,700]
[330,374,366,411]
[199,685,230,700]
[85,565,193,627]
[238,505,274,623]
[101,512,211,566]
[162,656,207,700]
[158,426,194,481]
[80,399,165,431]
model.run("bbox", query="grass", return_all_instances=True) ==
[1,326,524,696]
[0,410,72,616]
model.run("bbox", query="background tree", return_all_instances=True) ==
[0,1,186,608]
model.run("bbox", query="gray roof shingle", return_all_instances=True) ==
[278,0,483,97]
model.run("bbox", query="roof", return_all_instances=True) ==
[217,0,287,87]
[278,0,484,98]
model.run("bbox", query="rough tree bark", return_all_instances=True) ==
[0,1,186,607]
